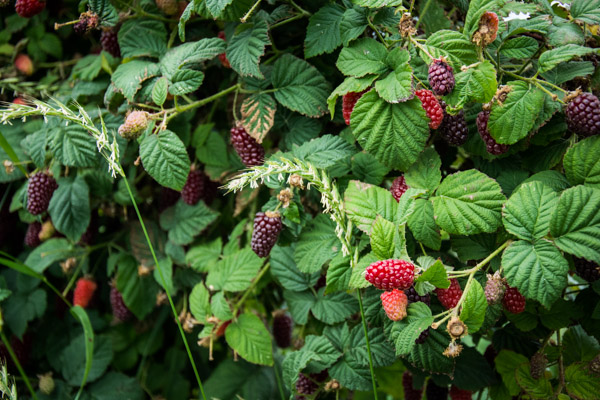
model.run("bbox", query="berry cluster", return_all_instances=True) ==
[428,59,455,95]
[405,286,431,306]
[435,278,463,310]
[484,273,506,305]
[73,278,97,308]
[110,287,133,321]
[477,111,509,155]
[502,285,526,314]
[574,257,600,282]
[181,170,207,205]
[273,313,293,348]
[27,172,58,215]
[381,289,408,321]
[230,125,265,167]
[390,175,409,202]
[415,89,444,129]
[15,0,45,17]
[118,111,148,140]
[24,221,42,248]
[566,93,600,137]
[251,211,282,258]
[100,29,121,58]
[438,102,468,146]
[342,90,368,125]
[365,259,415,291]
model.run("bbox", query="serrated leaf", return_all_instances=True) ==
[502,240,568,308]
[116,256,159,320]
[169,69,204,95]
[311,289,358,324]
[445,60,497,110]
[375,48,413,103]
[211,291,233,321]
[327,75,378,117]
[565,362,600,400]
[304,4,344,58]
[159,200,218,245]
[422,30,478,68]
[431,170,505,235]
[118,20,167,59]
[570,0,600,24]
[159,39,226,81]
[186,238,222,272]
[459,280,487,333]
[502,181,559,241]
[351,152,390,185]
[415,259,449,289]
[48,176,91,242]
[404,147,442,192]
[225,313,273,366]
[111,60,160,102]
[408,199,441,250]
[406,328,454,373]
[464,0,502,37]
[271,245,320,292]
[496,350,528,396]
[563,136,600,188]
[290,134,356,169]
[140,130,190,191]
[226,19,270,78]
[515,362,553,399]
[50,125,98,167]
[370,216,396,260]
[283,290,316,324]
[550,185,600,263]
[340,7,368,46]
[336,38,388,78]
[189,282,211,323]
[329,357,372,391]
[204,0,234,18]
[500,36,539,59]
[294,214,339,273]
[23,238,74,273]
[351,0,402,7]
[206,248,262,292]
[89,0,119,26]
[392,302,434,356]
[241,93,276,144]
[152,77,168,106]
[303,335,342,372]
[538,45,599,73]
[282,350,320,389]
[351,91,429,170]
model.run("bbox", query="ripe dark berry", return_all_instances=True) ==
[484,273,506,305]
[296,374,317,395]
[426,381,448,400]
[73,19,88,35]
[565,93,600,137]
[15,0,45,17]
[381,289,408,321]
[110,287,132,321]
[402,372,423,400]
[435,278,463,310]
[415,328,430,344]
[390,176,409,202]
[217,31,231,69]
[438,102,468,146]
[251,211,282,258]
[429,59,455,95]
[530,352,547,380]
[449,386,472,400]
[230,125,264,167]
[574,257,600,282]
[477,111,509,155]
[159,187,180,212]
[24,222,42,248]
[27,172,58,215]
[181,170,206,205]
[272,313,293,348]
[73,278,97,308]
[100,29,121,58]
[502,285,526,314]
[404,286,431,306]
[415,89,444,129]
[342,90,368,125]
[365,259,415,290]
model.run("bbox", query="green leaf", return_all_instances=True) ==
[140,130,191,191]
[186,238,222,272]
[88,372,144,400]
[496,350,529,396]
[550,185,600,263]
[351,152,390,185]
[415,259,449,289]
[303,335,342,372]
[290,134,356,169]
[351,91,429,170]
[270,245,320,292]
[336,38,388,78]
[225,313,273,366]
[325,254,351,294]
[304,4,344,58]
[565,362,600,399]
[431,170,505,235]
[111,60,160,101]
[206,248,262,292]
[515,362,553,399]
[60,335,112,386]
[70,306,94,398]
[408,199,441,250]
[351,0,403,7]
[464,0,502,37]
[294,214,339,273]
[406,328,454,373]
[392,303,434,356]
[88,0,119,27]
[48,176,91,242]
[422,30,478,68]
[282,350,320,389]
[405,147,442,192]
[488,81,545,145]
[50,125,99,167]
[375,48,413,103]
[24,238,74,273]
[502,181,559,241]
[116,256,159,320]
[502,240,568,308]
[204,0,234,18]
[211,291,233,321]
[444,60,497,110]
[370,216,396,260]
[538,45,599,73]
[168,69,204,95]
[500,37,539,59]
[311,289,358,324]
[340,7,368,46]
[327,75,378,117]
[459,280,487,333]
[284,290,316,324]
[159,39,226,81]
[271,54,330,117]
[189,282,211,323]
[153,258,173,293]
[329,357,372,391]
[118,20,167,59]
[564,136,600,188]
[226,19,270,78]
[152,77,168,106]
[570,0,600,24]
[240,93,276,144]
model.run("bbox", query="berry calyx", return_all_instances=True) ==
[100,29,121,58]
[73,277,97,308]
[381,289,408,321]
[15,0,45,17]
[390,176,409,202]
[230,125,265,167]
[438,102,468,146]
[118,111,148,140]
[415,89,444,129]
[402,372,423,400]
[251,211,282,258]
[217,31,231,69]
[15,54,34,76]
[574,257,600,282]
[484,272,506,305]
[24,221,42,248]
[27,172,58,215]
[565,92,600,137]
[477,111,509,155]
[342,90,368,125]
[404,286,431,306]
[181,169,206,205]
[110,287,132,321]
[428,59,455,95]
[449,386,472,400]
[272,313,293,348]
[435,278,463,310]
[365,259,415,290]
[502,285,526,314]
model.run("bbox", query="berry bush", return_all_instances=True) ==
[1,0,600,399]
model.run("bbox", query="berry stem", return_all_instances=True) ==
[241,0,262,23]
[0,331,38,400]
[357,288,379,399]
[408,35,434,61]
[368,17,388,49]
[232,261,270,316]
[166,84,241,122]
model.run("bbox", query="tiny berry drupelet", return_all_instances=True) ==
[251,211,282,258]
[230,125,264,167]
[415,89,444,129]
[273,314,293,348]
[436,278,463,310]
[402,372,423,400]
[405,286,431,306]
[73,278,97,308]
[295,374,317,396]
[100,29,121,58]
[110,287,133,321]
[390,176,409,202]
[574,257,600,282]
[342,90,368,125]
[24,221,42,248]
[477,111,509,155]
[449,386,472,400]
[27,172,58,215]
[381,289,408,321]
[565,93,600,137]
[181,170,206,205]
[15,0,45,17]
[365,259,415,290]
[429,59,455,95]
[438,102,469,146]
[502,285,526,314]
[73,19,88,35]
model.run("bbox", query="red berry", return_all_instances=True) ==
[449,386,472,400]
[217,31,231,68]
[273,313,293,348]
[15,0,45,17]
[110,287,132,321]
[14,54,34,76]
[390,176,409,202]
[100,29,121,58]
[438,102,468,146]
[251,211,282,258]
[13,97,27,105]
[426,381,448,400]
[402,372,423,400]
[565,93,600,137]
[215,319,232,337]
[27,172,58,215]
[428,59,455,95]
[381,289,408,321]
[574,257,600,282]
[296,374,317,396]
[435,278,463,310]
[365,259,415,290]
[24,221,42,248]
[342,90,368,125]
[415,89,444,129]
[181,170,206,205]
[502,285,526,314]
[73,278,97,308]
[477,111,509,155]
[405,286,431,306]
[230,125,264,167]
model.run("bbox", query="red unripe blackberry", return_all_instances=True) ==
[566,93,600,137]
[449,386,472,400]
[181,170,206,205]
[428,59,455,95]
[15,0,45,17]
[365,259,415,290]
[415,328,430,344]
[110,287,132,321]
[402,372,423,400]
[73,277,97,308]
[342,90,368,125]
[502,285,526,314]
[24,221,42,248]
[574,257,600,282]
[27,172,58,215]
[251,211,282,258]
[272,313,293,348]
[100,29,121,58]
[438,102,468,146]
[381,289,408,321]
[159,187,180,212]
[390,176,409,202]
[426,381,448,400]
[477,111,509,155]
[15,54,34,76]
[404,286,431,306]
[217,31,231,69]
[415,89,444,129]
[230,125,264,167]
[435,278,463,310]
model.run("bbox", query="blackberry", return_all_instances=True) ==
[365,259,415,290]
[415,328,430,344]
[477,111,509,155]
[296,374,317,396]
[436,278,463,310]
[390,176,409,202]
[314,275,326,290]
[110,287,132,321]
[24,222,42,248]
[428,59,455,95]
[15,0,45,17]
[574,257,600,282]
[27,172,58,215]
[449,386,472,400]
[438,102,468,146]
[272,313,293,348]
[202,178,219,205]
[402,372,423,400]
[181,170,206,205]
[230,125,264,167]
[159,187,180,212]
[342,90,368,125]
[565,93,600,137]
[530,352,547,380]
[404,286,431,306]
[426,381,449,400]
[100,29,121,58]
[251,211,282,257]
[73,19,88,35]
[415,89,444,129]
[502,285,526,314]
